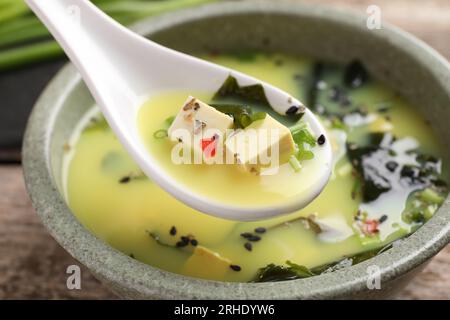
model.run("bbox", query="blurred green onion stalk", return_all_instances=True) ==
[0,0,217,71]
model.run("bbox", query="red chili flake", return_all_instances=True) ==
[362,219,380,236]
[200,136,218,158]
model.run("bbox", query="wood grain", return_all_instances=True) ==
[0,166,115,299]
[300,0,450,62]
[1,0,449,299]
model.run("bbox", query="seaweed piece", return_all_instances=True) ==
[212,75,302,125]
[210,103,266,129]
[210,103,252,116]
[347,132,447,203]
[252,264,298,282]
[347,133,394,202]
[164,115,175,127]
[348,145,392,202]
[252,262,314,282]
[286,260,315,277]
[344,60,369,88]
[311,243,394,275]
[253,239,401,282]
[213,75,271,107]
[303,61,373,118]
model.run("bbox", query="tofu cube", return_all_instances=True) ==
[168,96,233,161]
[225,115,295,173]
[182,246,232,280]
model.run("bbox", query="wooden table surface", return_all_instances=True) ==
[1,0,449,299]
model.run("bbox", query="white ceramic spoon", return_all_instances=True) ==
[26,0,332,221]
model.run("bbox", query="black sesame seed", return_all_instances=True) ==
[119,176,130,184]
[169,226,177,236]
[248,235,261,242]
[401,165,418,178]
[385,161,398,172]
[190,239,198,246]
[240,232,253,239]
[244,242,252,251]
[176,241,188,248]
[230,264,241,272]
[286,106,299,115]
[317,134,326,145]
[378,106,390,113]
[254,227,266,234]
[379,215,388,223]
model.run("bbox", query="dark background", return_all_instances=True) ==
[0,60,65,162]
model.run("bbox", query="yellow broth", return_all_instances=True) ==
[137,91,329,209]
[64,54,448,282]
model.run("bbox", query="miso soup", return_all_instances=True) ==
[63,53,448,282]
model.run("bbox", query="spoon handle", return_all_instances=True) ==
[25,0,158,132]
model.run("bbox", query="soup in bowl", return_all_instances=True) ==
[23,2,450,299]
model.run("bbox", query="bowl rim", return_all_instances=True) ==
[22,1,450,299]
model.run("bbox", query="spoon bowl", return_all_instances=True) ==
[26,0,332,220]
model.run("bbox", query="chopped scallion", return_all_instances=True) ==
[419,188,444,205]
[250,111,266,122]
[289,155,302,172]
[153,129,168,139]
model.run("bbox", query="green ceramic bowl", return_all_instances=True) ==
[23,1,450,299]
